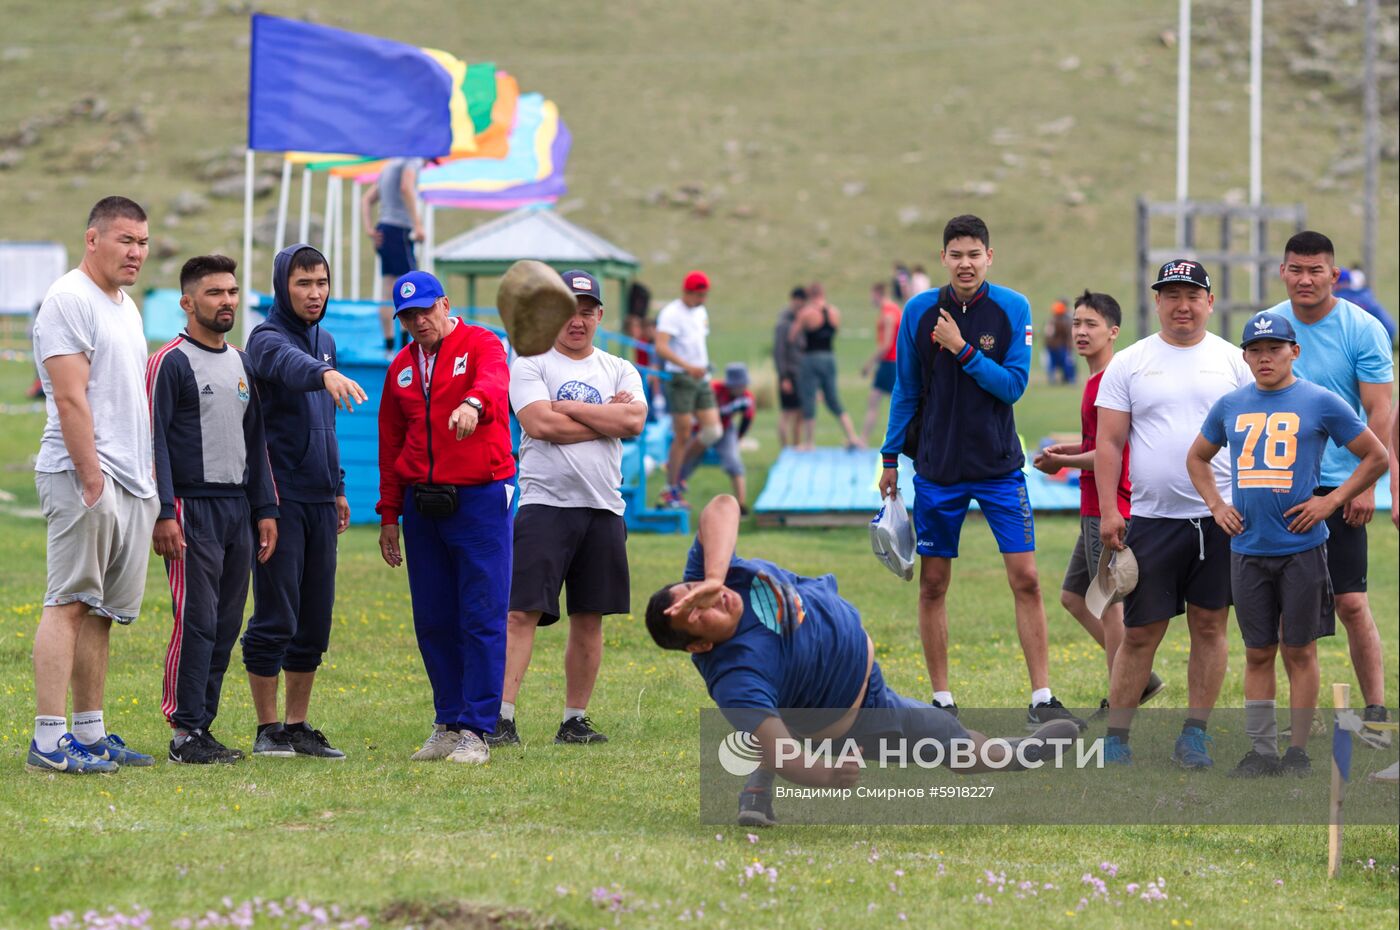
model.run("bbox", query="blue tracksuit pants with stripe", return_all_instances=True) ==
[401,481,511,735]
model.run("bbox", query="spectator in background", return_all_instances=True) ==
[654,271,722,509]
[361,157,425,355]
[860,282,901,447]
[773,286,807,449]
[891,262,912,303]
[681,362,756,514]
[791,282,863,451]
[1043,299,1075,384]
[909,264,932,296]
[1334,266,1397,345]
[376,271,514,766]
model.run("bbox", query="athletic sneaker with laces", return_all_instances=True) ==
[1103,734,1132,765]
[1026,697,1087,732]
[1228,750,1280,778]
[75,732,154,767]
[1278,746,1311,777]
[555,715,609,744]
[410,725,461,761]
[1139,671,1166,706]
[446,730,491,765]
[169,730,238,765]
[284,725,345,759]
[203,731,245,761]
[1172,726,1214,769]
[931,699,959,718]
[485,716,520,747]
[27,733,120,774]
[252,725,296,758]
[738,786,777,826]
[1006,718,1081,769]
[1359,705,1393,750]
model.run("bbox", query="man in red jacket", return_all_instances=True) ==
[376,271,515,766]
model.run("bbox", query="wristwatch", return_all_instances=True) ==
[462,396,483,413]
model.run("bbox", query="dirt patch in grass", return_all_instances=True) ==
[380,900,574,930]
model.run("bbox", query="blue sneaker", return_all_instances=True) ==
[1103,734,1133,765]
[26,734,119,774]
[1173,726,1214,769]
[75,732,155,767]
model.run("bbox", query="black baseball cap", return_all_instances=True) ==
[1152,259,1211,293]
[559,269,603,305]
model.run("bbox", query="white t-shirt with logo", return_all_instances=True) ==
[655,298,710,374]
[509,347,646,514]
[32,268,156,498]
[1096,331,1251,518]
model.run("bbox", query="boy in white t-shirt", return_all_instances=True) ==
[1093,259,1252,769]
[653,271,723,509]
[496,270,648,747]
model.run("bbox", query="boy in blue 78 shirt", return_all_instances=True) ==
[1186,312,1387,778]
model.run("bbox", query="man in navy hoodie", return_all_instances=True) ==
[242,244,366,759]
[879,215,1080,729]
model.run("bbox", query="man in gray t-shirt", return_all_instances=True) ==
[27,196,161,775]
[360,157,425,353]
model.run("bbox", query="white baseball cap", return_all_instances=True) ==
[1085,545,1139,620]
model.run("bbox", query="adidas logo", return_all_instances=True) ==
[201,384,214,395]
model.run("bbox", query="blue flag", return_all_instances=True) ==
[1332,719,1352,782]
[248,14,453,158]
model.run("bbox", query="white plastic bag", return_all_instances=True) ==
[870,491,915,581]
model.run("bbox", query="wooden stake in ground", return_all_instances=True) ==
[1327,682,1350,879]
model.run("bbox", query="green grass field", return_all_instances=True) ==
[0,348,1396,929]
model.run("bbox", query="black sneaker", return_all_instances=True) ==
[284,725,346,760]
[1278,746,1311,776]
[737,785,777,827]
[1360,705,1392,750]
[203,730,245,761]
[1229,750,1281,778]
[1088,698,1110,723]
[1140,671,1166,706]
[932,699,959,718]
[485,716,520,747]
[252,725,296,758]
[555,715,609,744]
[1026,697,1087,732]
[169,730,237,765]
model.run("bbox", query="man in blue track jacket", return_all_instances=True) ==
[878,215,1080,729]
[242,244,367,760]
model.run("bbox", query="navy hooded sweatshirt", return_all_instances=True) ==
[245,244,346,503]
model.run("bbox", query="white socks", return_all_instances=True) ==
[34,716,65,753]
[1031,688,1053,708]
[500,701,516,722]
[72,710,105,745]
[564,707,586,723]
[933,691,955,708]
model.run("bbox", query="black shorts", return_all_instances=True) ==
[376,223,418,278]
[1122,516,1232,627]
[1230,545,1335,649]
[779,384,802,411]
[509,504,629,626]
[1315,487,1368,594]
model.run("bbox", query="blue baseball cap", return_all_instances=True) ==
[560,269,603,305]
[1240,311,1297,347]
[392,270,446,316]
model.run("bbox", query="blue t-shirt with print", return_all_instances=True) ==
[1201,380,1367,556]
[1269,297,1393,487]
[684,538,868,732]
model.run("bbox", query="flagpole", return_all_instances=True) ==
[1327,681,1350,878]
[333,177,345,297]
[322,171,336,259]
[241,149,255,344]
[350,180,362,302]
[298,166,312,244]
[424,201,436,277]
[273,159,292,255]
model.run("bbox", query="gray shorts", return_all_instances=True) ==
[37,470,159,624]
[1230,545,1335,649]
[1062,515,1118,597]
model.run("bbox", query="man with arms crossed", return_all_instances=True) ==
[1267,231,1394,745]
[28,196,160,773]
[1033,290,1162,716]
[493,270,646,746]
[1187,312,1387,777]
[879,214,1079,727]
[243,244,367,759]
[1095,260,1251,767]
[645,494,1081,827]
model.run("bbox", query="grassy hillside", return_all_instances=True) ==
[3,0,1396,355]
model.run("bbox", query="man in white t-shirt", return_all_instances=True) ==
[494,270,648,747]
[1093,259,1251,769]
[653,271,723,509]
[27,196,162,774]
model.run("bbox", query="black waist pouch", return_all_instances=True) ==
[412,483,458,517]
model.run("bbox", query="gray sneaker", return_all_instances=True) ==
[446,730,490,765]
[410,724,461,761]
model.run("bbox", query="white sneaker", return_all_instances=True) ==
[446,730,490,765]
[1368,761,1398,784]
[410,724,461,761]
